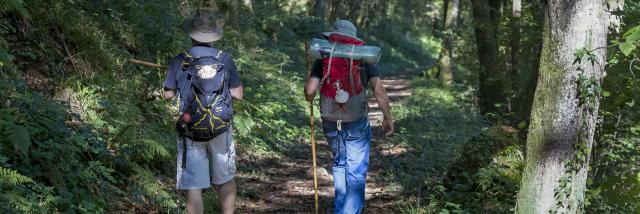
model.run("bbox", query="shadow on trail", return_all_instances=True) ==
[235,74,523,213]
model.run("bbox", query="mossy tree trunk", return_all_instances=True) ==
[515,0,612,213]
[438,0,460,87]
[472,0,505,113]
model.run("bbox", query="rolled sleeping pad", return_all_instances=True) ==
[308,38,381,64]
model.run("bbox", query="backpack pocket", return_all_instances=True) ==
[184,95,231,140]
[320,91,367,122]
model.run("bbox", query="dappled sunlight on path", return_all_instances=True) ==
[368,74,413,127]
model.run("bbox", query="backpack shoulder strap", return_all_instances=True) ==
[213,49,225,61]
[348,44,356,95]
[320,43,337,85]
[213,50,231,81]
[180,52,196,71]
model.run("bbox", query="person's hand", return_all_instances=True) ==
[382,117,394,136]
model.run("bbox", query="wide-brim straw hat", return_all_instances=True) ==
[183,11,224,43]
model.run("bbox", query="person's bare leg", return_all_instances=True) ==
[186,189,204,214]
[217,179,236,214]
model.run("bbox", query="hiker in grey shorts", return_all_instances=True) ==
[163,11,243,214]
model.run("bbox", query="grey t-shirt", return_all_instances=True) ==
[164,45,242,91]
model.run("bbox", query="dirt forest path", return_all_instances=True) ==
[235,72,414,213]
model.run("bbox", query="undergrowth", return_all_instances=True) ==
[389,79,523,213]
[0,0,437,212]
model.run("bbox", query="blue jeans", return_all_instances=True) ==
[322,117,372,214]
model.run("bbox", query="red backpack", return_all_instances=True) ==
[319,34,368,122]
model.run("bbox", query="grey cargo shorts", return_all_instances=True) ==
[176,129,236,190]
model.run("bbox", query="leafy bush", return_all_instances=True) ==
[388,79,523,213]
[586,2,640,212]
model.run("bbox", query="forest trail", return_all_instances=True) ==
[235,72,414,213]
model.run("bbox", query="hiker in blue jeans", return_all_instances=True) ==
[304,20,394,214]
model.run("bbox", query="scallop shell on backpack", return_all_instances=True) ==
[196,64,219,79]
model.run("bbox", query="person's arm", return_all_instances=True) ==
[370,76,394,136]
[231,86,243,100]
[225,54,244,100]
[304,60,324,102]
[162,56,182,100]
[305,78,320,102]
[163,88,176,100]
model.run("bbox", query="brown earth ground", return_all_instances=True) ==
[235,73,414,213]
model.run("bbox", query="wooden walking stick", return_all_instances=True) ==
[305,42,320,214]
[128,58,168,68]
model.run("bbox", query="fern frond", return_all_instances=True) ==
[233,113,256,137]
[139,139,170,159]
[0,167,33,189]
[129,164,176,209]
[0,0,29,17]
[8,124,31,156]
[0,191,32,213]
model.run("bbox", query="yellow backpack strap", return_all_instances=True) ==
[181,52,194,69]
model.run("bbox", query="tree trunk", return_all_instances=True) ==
[516,41,542,130]
[328,0,339,22]
[230,0,240,27]
[608,0,625,33]
[472,0,504,113]
[510,0,522,95]
[314,0,325,19]
[438,0,460,86]
[515,0,612,213]
[513,0,544,127]
[356,1,369,27]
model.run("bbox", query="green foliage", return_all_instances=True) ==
[0,0,28,17]
[576,73,603,112]
[386,79,522,213]
[0,167,33,189]
[586,1,640,212]
[1,0,636,212]
[0,74,119,212]
[443,129,523,213]
[0,0,361,211]
[6,124,31,156]
[0,0,182,208]
[619,25,640,56]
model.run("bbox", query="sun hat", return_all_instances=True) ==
[322,20,360,40]
[183,11,224,43]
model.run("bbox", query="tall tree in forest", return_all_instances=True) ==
[512,0,545,127]
[313,0,325,24]
[510,0,521,91]
[327,0,340,23]
[438,0,460,86]
[230,0,240,27]
[515,0,613,213]
[472,0,505,113]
